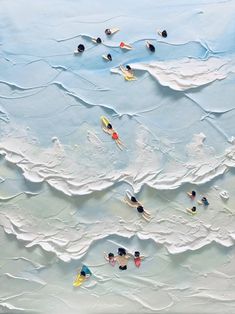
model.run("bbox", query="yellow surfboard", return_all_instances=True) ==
[73,274,85,287]
[100,115,110,128]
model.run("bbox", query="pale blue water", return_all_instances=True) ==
[0,0,235,313]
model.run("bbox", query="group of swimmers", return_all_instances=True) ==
[187,190,209,214]
[74,248,143,286]
[74,27,168,64]
[104,248,144,270]
[72,26,215,286]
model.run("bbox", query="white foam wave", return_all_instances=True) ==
[0,132,235,196]
[115,57,235,91]
[0,133,235,260]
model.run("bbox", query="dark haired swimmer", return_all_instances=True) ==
[187,190,196,200]
[104,252,116,266]
[100,116,125,150]
[198,196,209,206]
[102,53,112,61]
[119,65,136,81]
[115,248,131,270]
[158,30,167,38]
[187,206,197,215]
[105,28,120,36]
[146,41,155,52]
[133,251,144,268]
[124,191,151,221]
[92,37,102,44]
[77,44,85,52]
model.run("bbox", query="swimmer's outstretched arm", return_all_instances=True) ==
[143,211,151,219]
[142,213,151,221]
[103,252,109,261]
[123,197,137,208]
[102,127,112,135]
[115,140,124,150]
[117,138,126,148]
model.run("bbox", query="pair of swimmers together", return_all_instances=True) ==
[187,190,209,214]
[104,248,144,270]
[124,191,152,221]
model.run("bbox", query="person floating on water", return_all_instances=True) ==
[158,30,167,38]
[187,190,196,200]
[105,28,120,36]
[101,116,125,150]
[102,53,112,61]
[198,197,209,206]
[133,251,144,268]
[119,65,136,81]
[73,265,91,287]
[146,41,155,52]
[187,206,197,215]
[124,191,151,221]
[92,37,102,44]
[115,248,131,270]
[119,41,133,50]
[104,252,116,266]
[76,44,85,53]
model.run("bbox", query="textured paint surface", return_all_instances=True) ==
[0,0,235,313]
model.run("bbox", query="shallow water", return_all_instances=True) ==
[0,0,235,313]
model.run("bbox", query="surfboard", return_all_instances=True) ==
[100,115,110,128]
[124,75,136,81]
[73,275,85,287]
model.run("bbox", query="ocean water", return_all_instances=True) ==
[0,0,235,313]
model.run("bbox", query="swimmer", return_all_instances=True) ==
[198,197,209,206]
[115,248,131,270]
[101,117,125,150]
[133,251,144,268]
[105,28,120,36]
[102,53,112,61]
[187,190,196,200]
[73,265,91,287]
[158,30,168,38]
[104,252,116,267]
[124,191,151,221]
[119,65,136,81]
[125,65,132,72]
[92,37,102,44]
[76,44,85,53]
[80,265,92,277]
[146,41,155,52]
[187,206,197,215]
[119,41,133,50]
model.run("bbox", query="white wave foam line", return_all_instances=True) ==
[0,132,235,196]
[0,197,234,262]
[113,57,235,91]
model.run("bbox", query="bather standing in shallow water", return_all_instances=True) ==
[115,248,131,270]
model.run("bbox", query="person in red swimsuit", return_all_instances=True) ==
[134,251,145,268]
[102,120,125,150]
